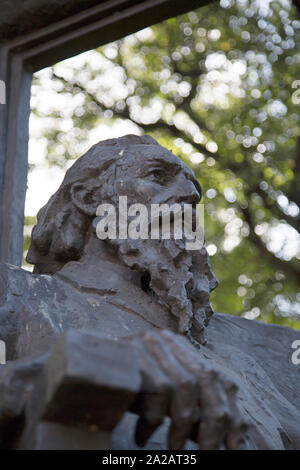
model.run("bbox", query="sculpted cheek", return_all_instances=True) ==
[114,179,157,204]
[131,180,158,202]
[115,179,136,197]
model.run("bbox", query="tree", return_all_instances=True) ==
[27,0,300,328]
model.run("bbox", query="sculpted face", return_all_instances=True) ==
[27,135,217,345]
[112,145,202,210]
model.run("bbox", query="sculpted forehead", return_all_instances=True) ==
[118,143,201,194]
[121,143,195,176]
[62,137,198,190]
[122,144,184,167]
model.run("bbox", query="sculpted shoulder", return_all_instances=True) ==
[207,312,300,429]
[0,261,54,302]
[0,262,32,306]
[0,263,66,359]
[208,311,299,362]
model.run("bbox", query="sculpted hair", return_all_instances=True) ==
[26,134,159,273]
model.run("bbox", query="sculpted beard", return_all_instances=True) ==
[97,219,216,346]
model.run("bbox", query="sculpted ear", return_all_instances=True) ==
[70,182,99,217]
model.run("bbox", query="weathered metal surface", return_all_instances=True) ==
[0,136,299,450]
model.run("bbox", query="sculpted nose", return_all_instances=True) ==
[177,179,201,205]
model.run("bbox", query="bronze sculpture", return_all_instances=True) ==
[0,135,299,450]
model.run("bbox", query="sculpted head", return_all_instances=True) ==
[27,134,218,344]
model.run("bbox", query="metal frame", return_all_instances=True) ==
[0,0,210,265]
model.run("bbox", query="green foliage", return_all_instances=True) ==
[28,0,300,327]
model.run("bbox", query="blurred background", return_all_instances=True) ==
[24,0,300,328]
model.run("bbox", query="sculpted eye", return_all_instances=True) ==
[151,169,167,183]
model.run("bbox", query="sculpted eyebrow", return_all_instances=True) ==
[146,159,201,193]
[150,158,182,172]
